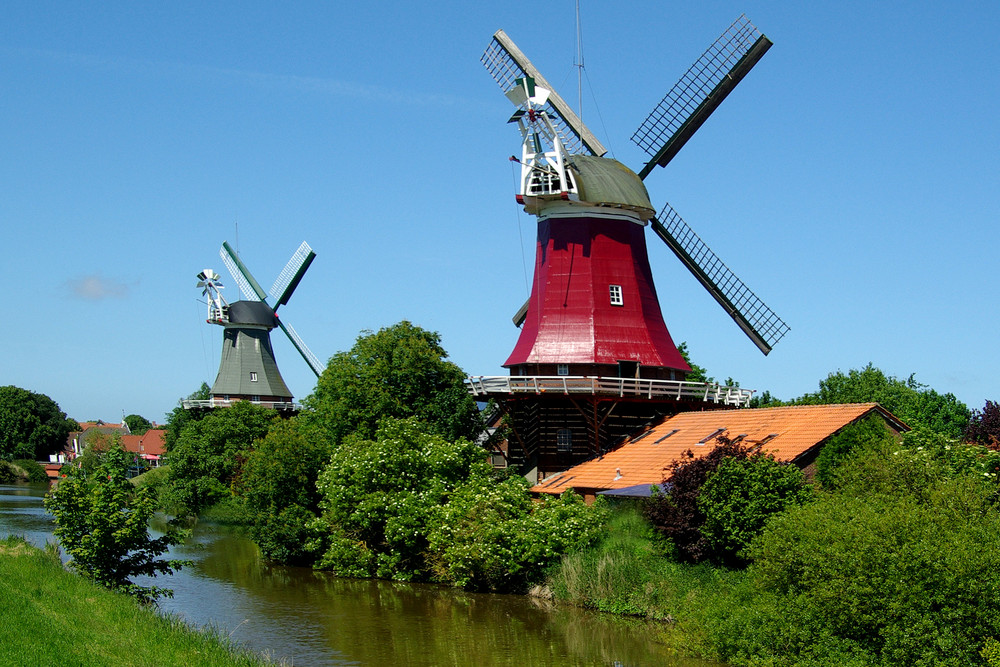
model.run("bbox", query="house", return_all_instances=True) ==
[62,423,165,467]
[120,429,166,467]
[63,422,129,461]
[530,403,908,502]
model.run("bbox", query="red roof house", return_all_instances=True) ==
[531,403,908,501]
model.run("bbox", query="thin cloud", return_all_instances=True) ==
[66,274,131,301]
[13,46,473,109]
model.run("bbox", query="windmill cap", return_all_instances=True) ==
[227,300,277,327]
[568,156,654,217]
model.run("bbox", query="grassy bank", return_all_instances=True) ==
[0,536,277,667]
[547,503,741,658]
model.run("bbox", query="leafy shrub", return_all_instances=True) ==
[697,455,813,566]
[814,413,896,488]
[643,438,809,565]
[966,399,1000,449]
[233,418,332,564]
[44,446,188,603]
[313,418,492,581]
[312,417,605,591]
[0,461,20,483]
[13,458,48,482]
[165,401,277,516]
[642,438,749,563]
[707,438,1000,666]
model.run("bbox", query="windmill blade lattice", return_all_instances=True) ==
[270,241,316,309]
[632,14,772,179]
[653,202,789,354]
[482,30,607,157]
[276,319,324,377]
[220,242,268,301]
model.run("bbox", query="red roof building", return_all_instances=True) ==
[531,403,908,501]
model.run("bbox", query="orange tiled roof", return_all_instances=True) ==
[119,430,166,457]
[531,403,908,496]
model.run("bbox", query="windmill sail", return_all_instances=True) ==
[632,15,772,180]
[270,241,316,309]
[276,318,324,376]
[653,203,788,354]
[482,29,606,157]
[220,242,268,301]
[217,240,323,377]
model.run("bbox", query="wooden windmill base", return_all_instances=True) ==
[468,375,751,483]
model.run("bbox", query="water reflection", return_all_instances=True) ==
[1,484,714,667]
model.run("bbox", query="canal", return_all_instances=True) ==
[0,482,716,666]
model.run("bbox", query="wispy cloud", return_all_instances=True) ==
[12,46,474,109]
[66,273,131,301]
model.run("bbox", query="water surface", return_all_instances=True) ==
[0,483,714,666]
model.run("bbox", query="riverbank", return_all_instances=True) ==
[546,503,738,659]
[0,536,277,666]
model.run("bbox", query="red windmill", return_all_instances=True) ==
[470,17,789,480]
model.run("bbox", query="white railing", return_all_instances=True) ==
[465,375,754,407]
[181,398,302,411]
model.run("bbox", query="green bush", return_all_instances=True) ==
[814,413,895,488]
[706,439,1000,666]
[12,458,47,482]
[311,417,605,591]
[165,401,277,516]
[233,417,332,564]
[0,461,19,483]
[44,446,189,603]
[698,454,813,566]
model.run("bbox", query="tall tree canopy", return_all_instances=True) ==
[792,363,969,437]
[165,400,277,515]
[0,386,76,460]
[303,321,481,445]
[123,414,153,435]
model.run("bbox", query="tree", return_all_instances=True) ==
[163,382,211,452]
[0,386,76,460]
[44,445,188,604]
[965,400,1000,449]
[814,413,896,488]
[124,414,153,435]
[233,417,333,564]
[793,363,970,437]
[677,342,712,383]
[714,438,1000,667]
[697,454,813,566]
[303,321,481,445]
[165,401,277,516]
[311,418,605,590]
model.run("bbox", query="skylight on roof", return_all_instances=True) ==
[698,428,726,444]
[654,429,679,444]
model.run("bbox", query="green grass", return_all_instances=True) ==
[0,536,280,666]
[547,503,742,657]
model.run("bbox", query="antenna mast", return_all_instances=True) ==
[574,0,584,118]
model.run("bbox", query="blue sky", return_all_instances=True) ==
[2,1,998,424]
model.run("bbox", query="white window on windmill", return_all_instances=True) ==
[609,284,623,306]
[556,428,573,452]
[557,363,569,376]
[250,371,258,382]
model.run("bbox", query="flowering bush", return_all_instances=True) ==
[311,418,605,591]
